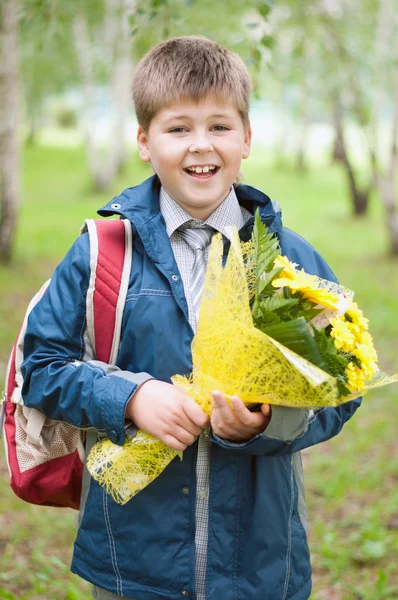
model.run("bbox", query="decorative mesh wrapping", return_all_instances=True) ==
[173,231,339,411]
[87,230,398,504]
[87,432,177,505]
[87,231,342,505]
[15,406,83,472]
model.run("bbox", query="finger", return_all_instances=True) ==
[174,411,204,437]
[212,390,234,415]
[261,403,272,417]
[230,396,256,425]
[162,434,188,452]
[168,424,198,447]
[231,397,268,429]
[182,396,210,429]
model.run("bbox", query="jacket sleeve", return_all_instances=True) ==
[21,233,152,447]
[210,399,361,456]
[211,227,362,455]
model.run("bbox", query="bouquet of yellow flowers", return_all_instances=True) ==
[87,211,397,504]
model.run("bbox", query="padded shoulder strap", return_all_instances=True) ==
[82,219,133,365]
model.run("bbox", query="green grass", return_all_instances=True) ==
[0,145,397,599]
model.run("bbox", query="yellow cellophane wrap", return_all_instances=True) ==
[87,229,397,504]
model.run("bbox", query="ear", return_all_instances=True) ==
[137,126,151,163]
[242,123,252,160]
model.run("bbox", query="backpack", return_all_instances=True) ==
[1,218,133,510]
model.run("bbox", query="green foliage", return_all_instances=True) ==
[249,208,342,374]
[252,209,280,279]
[252,293,298,326]
[312,327,350,395]
[261,317,324,367]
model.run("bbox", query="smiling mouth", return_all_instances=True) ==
[184,166,220,179]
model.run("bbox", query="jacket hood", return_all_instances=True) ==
[98,174,283,235]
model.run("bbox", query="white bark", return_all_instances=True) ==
[73,0,134,191]
[108,0,134,177]
[72,14,102,187]
[372,0,398,254]
[370,0,394,174]
[0,0,20,263]
[378,41,398,254]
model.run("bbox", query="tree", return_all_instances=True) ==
[73,0,135,191]
[370,0,398,254]
[0,0,21,263]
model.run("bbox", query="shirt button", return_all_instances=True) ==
[171,274,179,281]
[111,202,121,209]
[182,486,189,495]
[181,591,189,597]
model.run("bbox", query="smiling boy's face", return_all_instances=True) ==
[137,96,251,220]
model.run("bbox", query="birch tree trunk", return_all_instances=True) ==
[0,0,20,263]
[295,89,309,174]
[377,51,398,255]
[73,0,134,192]
[108,0,134,177]
[332,99,370,216]
[371,0,398,254]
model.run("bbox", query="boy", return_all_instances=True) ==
[21,36,361,600]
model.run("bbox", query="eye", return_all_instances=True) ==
[168,127,187,133]
[211,125,230,131]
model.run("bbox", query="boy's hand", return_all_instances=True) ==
[211,391,271,443]
[126,380,210,451]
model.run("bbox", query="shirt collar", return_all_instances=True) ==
[159,186,245,241]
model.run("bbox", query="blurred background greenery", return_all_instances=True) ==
[0,1,398,599]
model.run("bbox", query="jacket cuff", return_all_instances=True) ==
[263,406,310,441]
[210,408,309,455]
[210,430,286,455]
[120,372,155,438]
[98,371,153,446]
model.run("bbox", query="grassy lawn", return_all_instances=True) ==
[0,145,397,599]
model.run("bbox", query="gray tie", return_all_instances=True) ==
[178,221,215,324]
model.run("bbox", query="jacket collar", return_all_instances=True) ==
[97,174,282,234]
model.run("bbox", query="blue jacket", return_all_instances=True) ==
[22,175,361,600]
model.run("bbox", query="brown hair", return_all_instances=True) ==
[132,36,251,132]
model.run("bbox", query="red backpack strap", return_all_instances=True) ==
[82,219,133,364]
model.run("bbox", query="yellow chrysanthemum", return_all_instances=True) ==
[353,331,378,379]
[330,316,356,352]
[272,255,341,309]
[346,361,366,393]
[346,301,369,335]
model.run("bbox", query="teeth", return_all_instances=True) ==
[186,165,217,173]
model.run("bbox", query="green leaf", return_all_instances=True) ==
[312,328,350,395]
[262,318,325,368]
[259,294,299,313]
[258,267,283,294]
[258,0,275,19]
[254,309,281,327]
[260,35,275,50]
[251,208,280,280]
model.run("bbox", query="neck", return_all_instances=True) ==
[164,188,233,221]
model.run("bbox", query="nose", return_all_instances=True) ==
[189,131,214,153]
